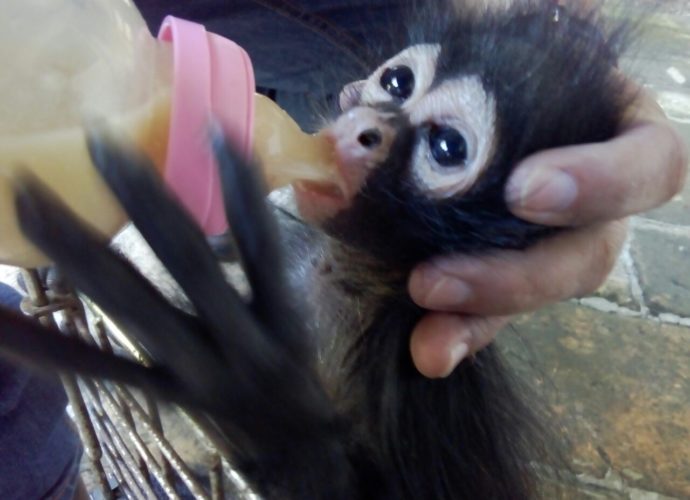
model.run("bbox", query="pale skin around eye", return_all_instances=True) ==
[408,78,689,379]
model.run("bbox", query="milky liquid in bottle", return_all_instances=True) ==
[0,0,335,268]
[0,0,174,266]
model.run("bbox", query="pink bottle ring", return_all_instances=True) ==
[158,16,255,234]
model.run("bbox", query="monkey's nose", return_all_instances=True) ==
[328,106,396,178]
[358,129,382,149]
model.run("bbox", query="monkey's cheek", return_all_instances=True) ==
[293,181,351,224]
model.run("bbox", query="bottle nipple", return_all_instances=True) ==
[252,94,337,191]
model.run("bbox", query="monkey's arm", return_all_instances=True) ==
[2,131,354,498]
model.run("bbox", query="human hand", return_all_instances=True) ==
[408,84,688,378]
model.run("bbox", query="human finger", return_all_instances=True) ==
[408,220,628,317]
[409,313,510,378]
[505,91,688,226]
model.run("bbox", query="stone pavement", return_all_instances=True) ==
[500,4,690,498]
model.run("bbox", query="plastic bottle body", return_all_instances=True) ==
[0,0,173,266]
[0,1,336,268]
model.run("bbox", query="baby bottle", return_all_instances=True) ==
[0,0,333,267]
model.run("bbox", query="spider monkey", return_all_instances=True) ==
[0,1,634,499]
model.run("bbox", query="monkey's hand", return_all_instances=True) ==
[0,129,349,495]
[409,82,688,378]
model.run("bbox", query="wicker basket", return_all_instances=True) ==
[20,268,256,500]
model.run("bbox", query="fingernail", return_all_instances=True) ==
[507,168,578,213]
[418,270,473,309]
[439,341,469,378]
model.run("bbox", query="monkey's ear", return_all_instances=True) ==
[339,80,367,111]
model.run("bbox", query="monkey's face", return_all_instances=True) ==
[293,6,623,269]
[294,43,549,268]
[296,45,498,219]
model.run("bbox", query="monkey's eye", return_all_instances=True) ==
[428,125,468,167]
[380,66,415,101]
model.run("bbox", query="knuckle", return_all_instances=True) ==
[666,124,689,197]
[462,255,538,314]
[468,317,506,352]
[495,259,545,311]
[515,247,571,303]
[577,222,627,295]
[528,273,560,303]
[644,121,690,203]
[511,265,561,310]
[471,319,496,342]
[493,247,572,310]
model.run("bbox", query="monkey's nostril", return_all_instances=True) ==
[358,129,382,149]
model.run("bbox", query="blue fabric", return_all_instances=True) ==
[0,283,82,500]
[136,0,399,90]
[0,286,29,416]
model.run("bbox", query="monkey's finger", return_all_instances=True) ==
[0,307,183,402]
[210,125,308,355]
[89,132,336,433]
[409,219,628,317]
[87,132,281,363]
[410,313,509,378]
[14,174,225,393]
[506,90,688,226]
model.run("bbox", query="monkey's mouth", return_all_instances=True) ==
[296,180,345,199]
[293,180,349,223]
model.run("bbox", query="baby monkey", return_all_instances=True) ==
[0,1,633,499]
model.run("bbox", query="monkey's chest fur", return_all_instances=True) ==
[272,206,410,372]
[112,204,404,369]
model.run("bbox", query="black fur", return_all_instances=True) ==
[11,140,356,499]
[326,3,630,268]
[321,5,631,499]
[0,2,633,499]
